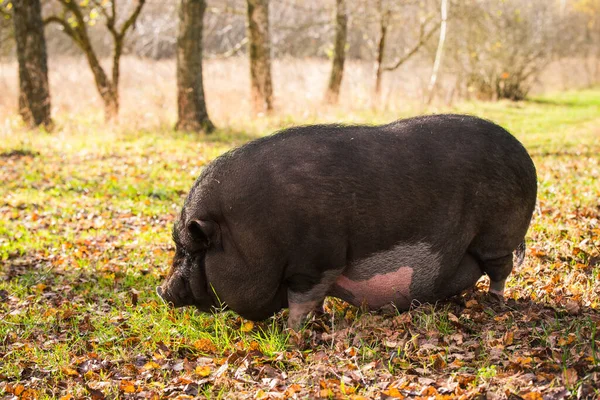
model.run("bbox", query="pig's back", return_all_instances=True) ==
[199,114,536,279]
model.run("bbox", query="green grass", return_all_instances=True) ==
[1,89,599,398]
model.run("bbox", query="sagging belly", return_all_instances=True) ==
[327,242,445,310]
[331,267,413,310]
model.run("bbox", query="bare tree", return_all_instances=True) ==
[426,0,448,104]
[325,0,347,104]
[176,0,214,133]
[247,0,273,113]
[44,0,145,121]
[374,1,439,95]
[12,0,52,128]
[451,0,559,100]
[374,1,391,95]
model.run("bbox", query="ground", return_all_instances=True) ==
[1,89,599,399]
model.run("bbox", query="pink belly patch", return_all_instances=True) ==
[334,267,413,309]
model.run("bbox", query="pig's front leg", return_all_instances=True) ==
[287,270,341,331]
[489,278,507,297]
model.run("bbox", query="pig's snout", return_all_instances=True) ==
[157,276,195,308]
[156,286,167,303]
[156,284,174,306]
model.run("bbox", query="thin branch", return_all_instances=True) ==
[0,6,11,18]
[111,0,116,25]
[273,19,332,32]
[118,0,146,38]
[427,0,448,104]
[43,15,81,45]
[209,37,249,59]
[207,6,245,16]
[91,0,117,37]
[383,15,440,72]
[57,0,87,33]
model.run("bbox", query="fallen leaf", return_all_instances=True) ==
[119,380,136,393]
[143,361,160,370]
[522,392,543,400]
[193,338,217,353]
[240,321,254,332]
[195,365,211,377]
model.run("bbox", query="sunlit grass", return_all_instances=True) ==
[0,87,599,398]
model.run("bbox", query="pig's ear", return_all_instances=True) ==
[187,220,215,246]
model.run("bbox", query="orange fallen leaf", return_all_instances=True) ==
[341,384,357,394]
[512,356,533,369]
[240,320,254,332]
[249,340,260,351]
[61,366,79,376]
[195,365,211,377]
[382,387,405,398]
[119,380,136,393]
[530,248,546,257]
[523,392,543,400]
[143,361,160,370]
[285,384,302,396]
[20,389,38,400]
[503,331,514,346]
[432,353,447,370]
[465,299,478,308]
[34,283,46,292]
[10,384,26,396]
[563,368,578,386]
[421,386,438,396]
[193,338,217,353]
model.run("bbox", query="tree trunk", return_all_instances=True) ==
[84,44,119,122]
[247,0,273,113]
[374,9,390,95]
[325,0,347,104]
[176,0,215,132]
[13,0,52,128]
[426,0,448,105]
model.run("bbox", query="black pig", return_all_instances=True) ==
[157,114,537,329]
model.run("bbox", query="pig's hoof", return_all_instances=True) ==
[287,328,306,348]
[379,303,398,316]
[487,290,505,305]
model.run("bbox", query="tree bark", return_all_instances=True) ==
[247,0,273,113]
[13,0,52,128]
[325,0,347,104]
[82,39,119,121]
[374,7,390,95]
[176,0,215,133]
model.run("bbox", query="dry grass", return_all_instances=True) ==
[1,55,598,136]
[0,56,420,132]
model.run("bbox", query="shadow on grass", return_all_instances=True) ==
[120,125,261,146]
[165,127,261,145]
[525,95,600,108]
[530,150,599,158]
[0,149,40,159]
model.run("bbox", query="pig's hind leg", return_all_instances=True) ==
[479,254,513,297]
[469,242,517,297]
[437,253,484,299]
